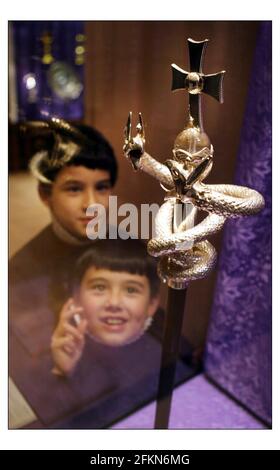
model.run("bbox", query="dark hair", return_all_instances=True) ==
[69,124,118,186]
[33,123,118,186]
[71,239,160,298]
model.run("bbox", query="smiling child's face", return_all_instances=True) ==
[76,267,159,347]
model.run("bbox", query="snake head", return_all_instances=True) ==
[184,155,213,188]
[165,156,213,200]
[164,160,187,197]
[123,112,145,169]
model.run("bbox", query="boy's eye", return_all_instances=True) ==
[126,286,140,295]
[91,284,106,292]
[65,185,82,193]
[95,182,111,192]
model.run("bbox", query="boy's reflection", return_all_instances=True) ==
[51,239,160,375]
[9,120,118,355]
[9,119,169,427]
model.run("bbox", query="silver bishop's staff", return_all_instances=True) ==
[123,38,264,429]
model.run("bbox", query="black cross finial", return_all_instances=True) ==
[171,38,225,130]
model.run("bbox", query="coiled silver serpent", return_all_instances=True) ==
[124,112,265,289]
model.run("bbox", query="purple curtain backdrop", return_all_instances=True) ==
[12,21,84,121]
[205,21,272,425]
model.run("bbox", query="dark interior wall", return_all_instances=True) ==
[84,20,260,357]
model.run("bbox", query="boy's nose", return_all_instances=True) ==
[106,290,123,310]
[82,190,98,210]
[105,303,123,313]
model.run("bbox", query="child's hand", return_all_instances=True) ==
[51,298,88,376]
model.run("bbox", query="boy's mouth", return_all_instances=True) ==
[100,316,128,332]
[101,316,128,325]
[79,217,94,226]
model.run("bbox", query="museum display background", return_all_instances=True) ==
[205,22,272,425]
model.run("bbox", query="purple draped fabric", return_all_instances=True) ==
[205,22,272,425]
[12,21,84,121]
